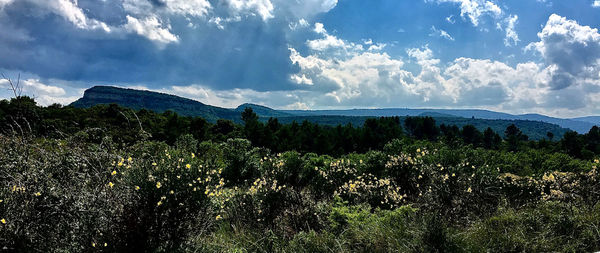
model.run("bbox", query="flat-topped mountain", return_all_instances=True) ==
[71,86,239,122]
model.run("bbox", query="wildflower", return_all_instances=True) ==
[186,164,191,169]
[111,170,117,176]
[117,161,123,167]
[170,190,174,195]
[92,242,96,248]
[108,182,114,188]
[34,192,41,197]
[152,162,157,166]
[135,186,140,191]
[349,183,357,192]
[0,200,3,203]
[104,243,107,247]
[452,173,456,177]
[157,201,163,206]
[467,187,472,193]
[127,157,132,162]
[216,215,222,220]
[1,219,5,224]
[156,182,162,189]
[192,153,196,158]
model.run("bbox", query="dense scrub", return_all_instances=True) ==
[1,132,598,252]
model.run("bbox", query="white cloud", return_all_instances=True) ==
[24,0,111,32]
[273,0,338,19]
[429,26,455,41]
[163,0,212,17]
[306,23,363,52]
[526,14,600,90]
[123,15,179,47]
[223,0,274,21]
[22,79,65,96]
[427,0,502,26]
[593,0,600,7]
[289,18,309,30]
[368,43,387,51]
[502,15,519,46]
[0,77,85,106]
[429,0,522,48]
[0,0,13,9]
[291,74,314,85]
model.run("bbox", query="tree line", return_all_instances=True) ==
[1,96,599,158]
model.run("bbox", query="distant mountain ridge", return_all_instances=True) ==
[282,108,598,133]
[70,86,598,136]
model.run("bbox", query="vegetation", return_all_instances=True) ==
[1,96,599,252]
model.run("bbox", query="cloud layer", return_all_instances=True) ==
[1,1,600,117]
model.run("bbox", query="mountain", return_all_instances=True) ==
[571,116,600,126]
[70,86,241,122]
[283,108,597,133]
[271,115,568,140]
[69,86,595,138]
[235,103,292,117]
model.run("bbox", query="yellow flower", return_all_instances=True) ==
[156,182,162,189]
[117,161,123,167]
[92,242,96,248]
[104,243,107,247]
[0,199,3,203]
[34,192,41,197]
[157,201,163,206]
[191,153,195,158]
[467,187,472,193]
[108,182,114,188]
[152,162,157,166]
[135,186,140,191]
[111,170,117,176]
[349,183,357,192]
[452,173,456,177]
[170,190,174,194]
[186,164,191,169]
[127,157,132,162]
[215,215,222,220]
[1,219,5,224]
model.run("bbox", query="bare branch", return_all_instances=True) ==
[1,72,23,98]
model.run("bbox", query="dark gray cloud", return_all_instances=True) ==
[0,0,313,91]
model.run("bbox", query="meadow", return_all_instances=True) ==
[1,98,599,252]
[1,134,598,252]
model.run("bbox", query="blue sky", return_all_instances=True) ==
[1,0,600,117]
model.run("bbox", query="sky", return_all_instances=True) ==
[1,0,600,117]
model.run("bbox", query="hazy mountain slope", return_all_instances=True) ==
[571,116,600,126]
[283,108,597,133]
